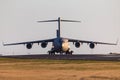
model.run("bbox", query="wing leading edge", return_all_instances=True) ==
[64,38,118,45]
[3,38,55,46]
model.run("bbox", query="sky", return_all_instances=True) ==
[0,0,120,55]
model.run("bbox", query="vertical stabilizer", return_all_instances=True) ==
[37,17,81,38]
[58,17,61,38]
[56,30,60,38]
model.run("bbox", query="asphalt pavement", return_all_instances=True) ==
[1,54,120,61]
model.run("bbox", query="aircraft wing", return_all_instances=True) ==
[3,38,55,46]
[64,38,117,45]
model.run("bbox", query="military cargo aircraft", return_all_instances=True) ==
[3,17,117,55]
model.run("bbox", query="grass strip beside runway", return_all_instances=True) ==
[0,58,120,80]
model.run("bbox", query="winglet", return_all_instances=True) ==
[2,42,8,46]
[2,42,5,46]
[115,38,119,45]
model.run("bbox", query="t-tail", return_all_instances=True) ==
[37,17,81,38]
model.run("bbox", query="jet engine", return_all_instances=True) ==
[89,42,95,49]
[26,43,32,49]
[41,42,47,48]
[75,42,80,48]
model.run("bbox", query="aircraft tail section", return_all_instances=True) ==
[56,30,60,38]
[37,17,81,38]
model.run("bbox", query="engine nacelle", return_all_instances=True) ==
[89,42,95,49]
[41,42,47,48]
[26,43,32,49]
[75,42,80,48]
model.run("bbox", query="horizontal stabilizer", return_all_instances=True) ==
[37,20,58,22]
[61,20,81,22]
[37,17,81,23]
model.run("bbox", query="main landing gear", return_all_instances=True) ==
[48,50,55,55]
[48,50,73,55]
[66,50,73,55]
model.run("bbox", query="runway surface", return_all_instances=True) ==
[1,54,120,61]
